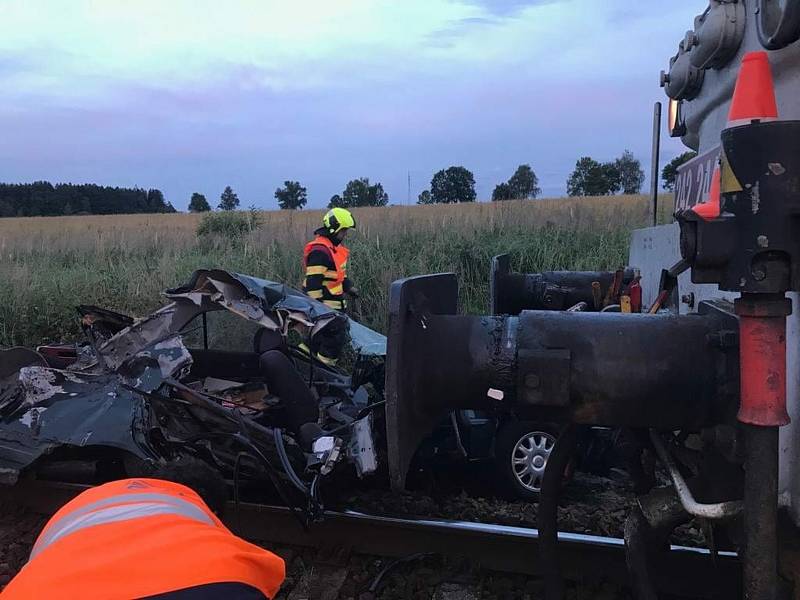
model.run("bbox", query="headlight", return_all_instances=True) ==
[668,99,687,138]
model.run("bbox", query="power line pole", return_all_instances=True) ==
[407,171,411,205]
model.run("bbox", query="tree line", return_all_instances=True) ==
[270,149,647,210]
[203,150,647,212]
[0,182,176,217]
[1,150,696,217]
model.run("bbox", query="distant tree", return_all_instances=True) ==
[567,157,621,196]
[329,178,388,208]
[145,189,175,213]
[274,181,307,210]
[662,151,698,192]
[0,200,13,217]
[614,150,645,194]
[507,164,541,199]
[602,162,622,195]
[218,186,240,211]
[417,190,433,205]
[492,182,513,201]
[430,166,476,204]
[188,192,211,212]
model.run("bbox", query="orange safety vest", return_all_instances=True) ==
[2,478,285,600]
[303,235,349,299]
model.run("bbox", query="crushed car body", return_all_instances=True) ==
[0,269,384,513]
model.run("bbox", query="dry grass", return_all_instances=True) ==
[0,194,673,346]
[0,195,671,252]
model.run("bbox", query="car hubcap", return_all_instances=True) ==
[511,431,556,493]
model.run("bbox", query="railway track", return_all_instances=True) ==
[1,480,740,599]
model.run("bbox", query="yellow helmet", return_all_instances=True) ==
[322,207,356,235]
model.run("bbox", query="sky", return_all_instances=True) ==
[0,0,700,210]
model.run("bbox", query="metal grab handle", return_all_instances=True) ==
[649,429,743,520]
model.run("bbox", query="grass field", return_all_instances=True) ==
[0,194,673,347]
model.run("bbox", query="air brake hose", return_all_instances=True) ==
[274,427,312,496]
[538,424,578,600]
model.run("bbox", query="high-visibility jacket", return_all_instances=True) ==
[2,478,285,600]
[303,235,350,311]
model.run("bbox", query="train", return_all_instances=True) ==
[383,3,800,598]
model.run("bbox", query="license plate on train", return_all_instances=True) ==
[673,147,720,212]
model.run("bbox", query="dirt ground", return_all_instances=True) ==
[0,471,705,599]
[0,504,47,588]
[273,548,631,600]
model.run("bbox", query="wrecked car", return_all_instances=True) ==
[0,269,385,516]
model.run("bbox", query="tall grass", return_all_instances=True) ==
[0,195,673,347]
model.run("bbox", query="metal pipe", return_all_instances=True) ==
[650,101,662,227]
[539,424,578,600]
[649,430,743,519]
[734,295,788,600]
[743,425,779,600]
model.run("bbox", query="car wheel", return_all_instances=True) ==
[495,422,559,500]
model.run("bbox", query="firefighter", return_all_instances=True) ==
[301,207,357,366]
[303,207,357,312]
[2,475,285,599]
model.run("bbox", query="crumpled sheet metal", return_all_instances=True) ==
[116,336,193,393]
[163,268,389,355]
[96,303,187,372]
[0,368,154,483]
[166,269,338,326]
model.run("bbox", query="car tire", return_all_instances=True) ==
[495,421,560,501]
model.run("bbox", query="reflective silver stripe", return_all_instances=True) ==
[36,492,198,547]
[31,494,215,559]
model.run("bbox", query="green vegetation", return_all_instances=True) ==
[329,178,389,208]
[493,164,541,201]
[662,151,698,192]
[423,166,477,204]
[0,182,175,217]
[275,181,308,210]
[188,193,211,213]
[196,209,262,239]
[567,150,645,196]
[217,186,240,211]
[0,194,672,347]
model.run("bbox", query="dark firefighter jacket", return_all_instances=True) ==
[303,234,350,311]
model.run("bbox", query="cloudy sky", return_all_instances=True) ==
[0,1,700,209]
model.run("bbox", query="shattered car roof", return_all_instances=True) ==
[166,269,386,356]
[166,269,338,323]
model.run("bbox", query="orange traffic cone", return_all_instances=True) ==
[727,51,779,127]
[693,165,721,220]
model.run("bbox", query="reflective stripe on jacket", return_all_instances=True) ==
[302,235,349,311]
[2,478,285,600]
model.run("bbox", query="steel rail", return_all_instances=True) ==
[1,480,740,598]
